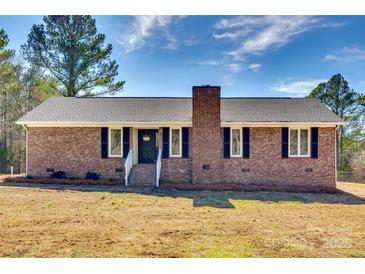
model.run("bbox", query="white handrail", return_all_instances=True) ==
[124,149,133,186]
[156,149,162,187]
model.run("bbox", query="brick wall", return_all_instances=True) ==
[27,127,125,179]
[160,159,192,183]
[26,121,337,188]
[159,127,193,183]
[222,127,336,187]
[191,86,222,184]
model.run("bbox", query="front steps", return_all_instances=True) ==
[128,164,156,186]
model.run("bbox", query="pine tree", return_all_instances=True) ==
[22,16,124,97]
[308,74,363,170]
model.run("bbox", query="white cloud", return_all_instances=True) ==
[249,63,261,72]
[225,63,242,73]
[213,16,343,60]
[163,34,178,50]
[323,54,339,61]
[117,16,180,53]
[198,60,221,66]
[214,16,267,30]
[221,74,236,86]
[323,47,365,63]
[183,36,199,46]
[272,79,326,97]
[213,29,253,40]
[199,60,243,73]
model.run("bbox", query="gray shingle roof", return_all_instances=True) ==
[17,96,343,124]
[221,98,343,123]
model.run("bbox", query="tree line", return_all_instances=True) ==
[0,16,124,173]
[0,15,364,175]
[308,74,365,175]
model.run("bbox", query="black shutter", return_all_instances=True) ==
[162,127,169,158]
[123,127,130,158]
[182,127,189,158]
[311,127,318,159]
[223,127,230,158]
[242,127,250,159]
[101,127,108,159]
[282,127,289,159]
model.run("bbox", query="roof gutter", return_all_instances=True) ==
[15,121,193,127]
[16,120,345,128]
[221,121,345,127]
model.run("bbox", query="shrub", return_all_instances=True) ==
[85,171,100,180]
[51,170,66,179]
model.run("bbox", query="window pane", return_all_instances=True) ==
[171,128,180,155]
[110,129,121,155]
[300,129,309,155]
[290,129,298,155]
[232,129,241,156]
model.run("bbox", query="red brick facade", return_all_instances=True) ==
[27,127,125,179]
[26,86,338,189]
[158,127,193,183]
[222,127,336,187]
[191,86,222,184]
[160,158,192,183]
[27,125,336,187]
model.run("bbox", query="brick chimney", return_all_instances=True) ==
[192,85,222,184]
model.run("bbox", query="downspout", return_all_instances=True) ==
[20,124,28,175]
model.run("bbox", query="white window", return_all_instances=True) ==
[231,128,241,157]
[170,127,181,157]
[109,128,122,157]
[289,128,310,157]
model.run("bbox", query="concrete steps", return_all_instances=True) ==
[128,164,156,186]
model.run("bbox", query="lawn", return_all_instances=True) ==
[0,182,364,258]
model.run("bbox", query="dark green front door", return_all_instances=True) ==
[138,130,157,163]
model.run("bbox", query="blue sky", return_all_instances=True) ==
[1,15,365,97]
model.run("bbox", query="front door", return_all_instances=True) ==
[138,130,157,163]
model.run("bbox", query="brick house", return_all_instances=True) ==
[17,85,343,189]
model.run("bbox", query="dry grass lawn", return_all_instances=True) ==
[0,182,365,258]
